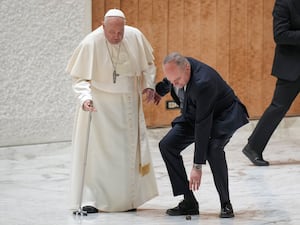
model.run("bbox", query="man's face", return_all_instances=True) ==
[103,17,125,44]
[163,62,190,88]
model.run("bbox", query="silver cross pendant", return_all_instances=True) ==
[113,70,119,83]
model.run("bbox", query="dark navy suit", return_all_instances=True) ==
[156,57,249,204]
[247,0,300,154]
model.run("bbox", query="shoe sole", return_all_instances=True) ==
[166,209,199,216]
[220,213,235,218]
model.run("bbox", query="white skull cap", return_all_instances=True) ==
[104,9,125,19]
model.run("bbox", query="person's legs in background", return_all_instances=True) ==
[243,78,300,166]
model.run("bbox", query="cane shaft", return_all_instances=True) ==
[74,112,92,216]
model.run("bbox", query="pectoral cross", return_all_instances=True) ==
[113,70,119,83]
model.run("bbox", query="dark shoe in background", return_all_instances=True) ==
[126,208,137,212]
[220,202,234,218]
[242,144,269,166]
[166,199,199,216]
[82,205,98,213]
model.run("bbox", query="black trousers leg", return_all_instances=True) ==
[159,122,232,206]
[159,123,194,196]
[207,137,231,205]
[248,78,300,154]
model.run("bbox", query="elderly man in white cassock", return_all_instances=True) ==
[66,9,158,213]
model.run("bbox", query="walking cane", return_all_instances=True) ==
[73,111,92,216]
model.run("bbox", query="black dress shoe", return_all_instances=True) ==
[220,202,234,218]
[126,208,137,212]
[166,199,199,216]
[82,205,98,213]
[242,144,269,166]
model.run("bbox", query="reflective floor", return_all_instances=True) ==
[0,117,299,225]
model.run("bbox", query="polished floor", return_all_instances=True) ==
[0,117,299,225]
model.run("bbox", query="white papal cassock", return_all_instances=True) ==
[66,25,158,212]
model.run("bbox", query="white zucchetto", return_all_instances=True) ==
[104,9,126,19]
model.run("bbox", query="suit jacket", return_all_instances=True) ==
[271,0,300,81]
[156,57,249,164]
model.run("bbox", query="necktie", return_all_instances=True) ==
[178,87,185,109]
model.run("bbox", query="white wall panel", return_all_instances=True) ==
[0,0,91,146]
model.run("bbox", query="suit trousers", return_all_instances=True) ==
[159,122,231,205]
[248,77,300,153]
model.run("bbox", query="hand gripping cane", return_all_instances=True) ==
[73,112,92,216]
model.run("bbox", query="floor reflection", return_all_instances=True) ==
[0,117,299,225]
